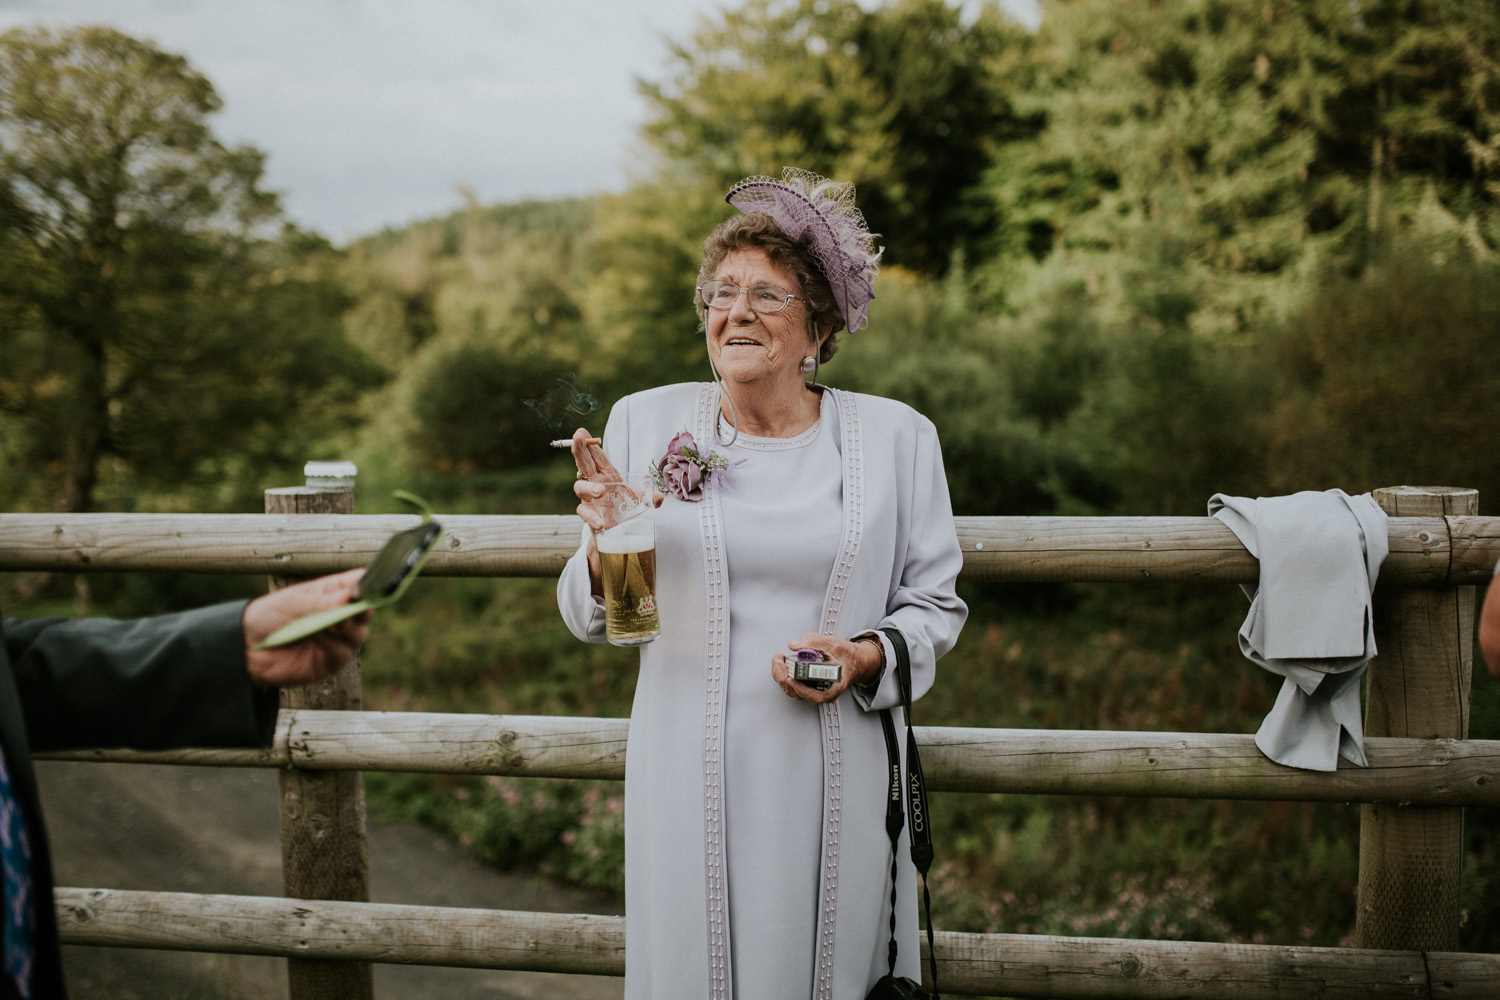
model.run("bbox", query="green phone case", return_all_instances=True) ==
[254,599,379,648]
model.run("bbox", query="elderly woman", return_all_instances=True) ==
[559,168,966,999]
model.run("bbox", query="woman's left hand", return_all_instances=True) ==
[772,633,883,705]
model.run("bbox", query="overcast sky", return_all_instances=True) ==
[0,0,1042,243]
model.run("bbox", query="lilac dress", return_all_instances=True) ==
[559,383,966,1000]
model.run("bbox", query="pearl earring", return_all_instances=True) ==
[801,356,817,373]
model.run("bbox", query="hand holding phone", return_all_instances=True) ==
[253,518,442,649]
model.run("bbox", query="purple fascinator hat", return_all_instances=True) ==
[724,167,883,333]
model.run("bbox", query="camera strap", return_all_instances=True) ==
[877,627,939,997]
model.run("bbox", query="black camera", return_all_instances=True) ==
[866,974,934,1000]
[790,648,842,691]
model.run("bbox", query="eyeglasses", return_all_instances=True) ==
[697,280,804,315]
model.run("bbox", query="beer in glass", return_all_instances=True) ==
[595,475,659,645]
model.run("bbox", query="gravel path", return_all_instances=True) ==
[38,760,625,1000]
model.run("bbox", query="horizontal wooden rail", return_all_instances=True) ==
[0,513,578,578]
[923,728,1500,804]
[3,513,1497,584]
[38,710,1500,806]
[54,887,1500,998]
[55,888,623,976]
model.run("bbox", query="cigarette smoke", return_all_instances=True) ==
[524,374,599,430]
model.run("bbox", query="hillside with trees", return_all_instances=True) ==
[4,0,1500,952]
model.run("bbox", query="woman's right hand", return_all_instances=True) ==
[570,427,622,531]
[570,426,665,529]
[568,428,614,599]
[570,427,663,604]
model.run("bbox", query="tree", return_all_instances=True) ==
[986,0,1500,287]
[638,0,1037,274]
[965,0,1500,514]
[407,345,585,474]
[0,26,384,513]
[1264,246,1500,507]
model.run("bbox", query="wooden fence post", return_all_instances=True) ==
[1354,485,1477,951]
[266,461,374,999]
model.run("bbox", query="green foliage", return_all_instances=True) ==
[356,575,638,719]
[1265,245,1500,506]
[640,0,1037,274]
[578,181,735,398]
[0,26,385,513]
[835,267,1063,514]
[406,345,567,473]
[368,772,627,897]
[987,0,1499,281]
[333,197,617,509]
[1057,299,1273,515]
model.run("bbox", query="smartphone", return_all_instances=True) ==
[355,521,443,600]
[253,519,443,648]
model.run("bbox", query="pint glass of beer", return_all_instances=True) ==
[594,475,659,646]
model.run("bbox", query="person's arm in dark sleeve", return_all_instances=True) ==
[6,601,277,753]
[7,566,370,753]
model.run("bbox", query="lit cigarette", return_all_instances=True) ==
[550,438,602,448]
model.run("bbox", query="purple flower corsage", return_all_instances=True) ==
[650,430,739,502]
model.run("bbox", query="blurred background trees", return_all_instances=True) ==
[4,0,1500,952]
[640,0,1038,274]
[0,26,384,515]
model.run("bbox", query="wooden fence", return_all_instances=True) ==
[8,482,1500,998]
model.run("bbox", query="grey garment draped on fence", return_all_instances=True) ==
[1209,490,1389,771]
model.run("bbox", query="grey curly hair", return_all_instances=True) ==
[695,213,846,364]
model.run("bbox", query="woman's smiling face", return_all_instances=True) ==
[704,248,818,391]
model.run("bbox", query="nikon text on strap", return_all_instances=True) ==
[875,627,939,997]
